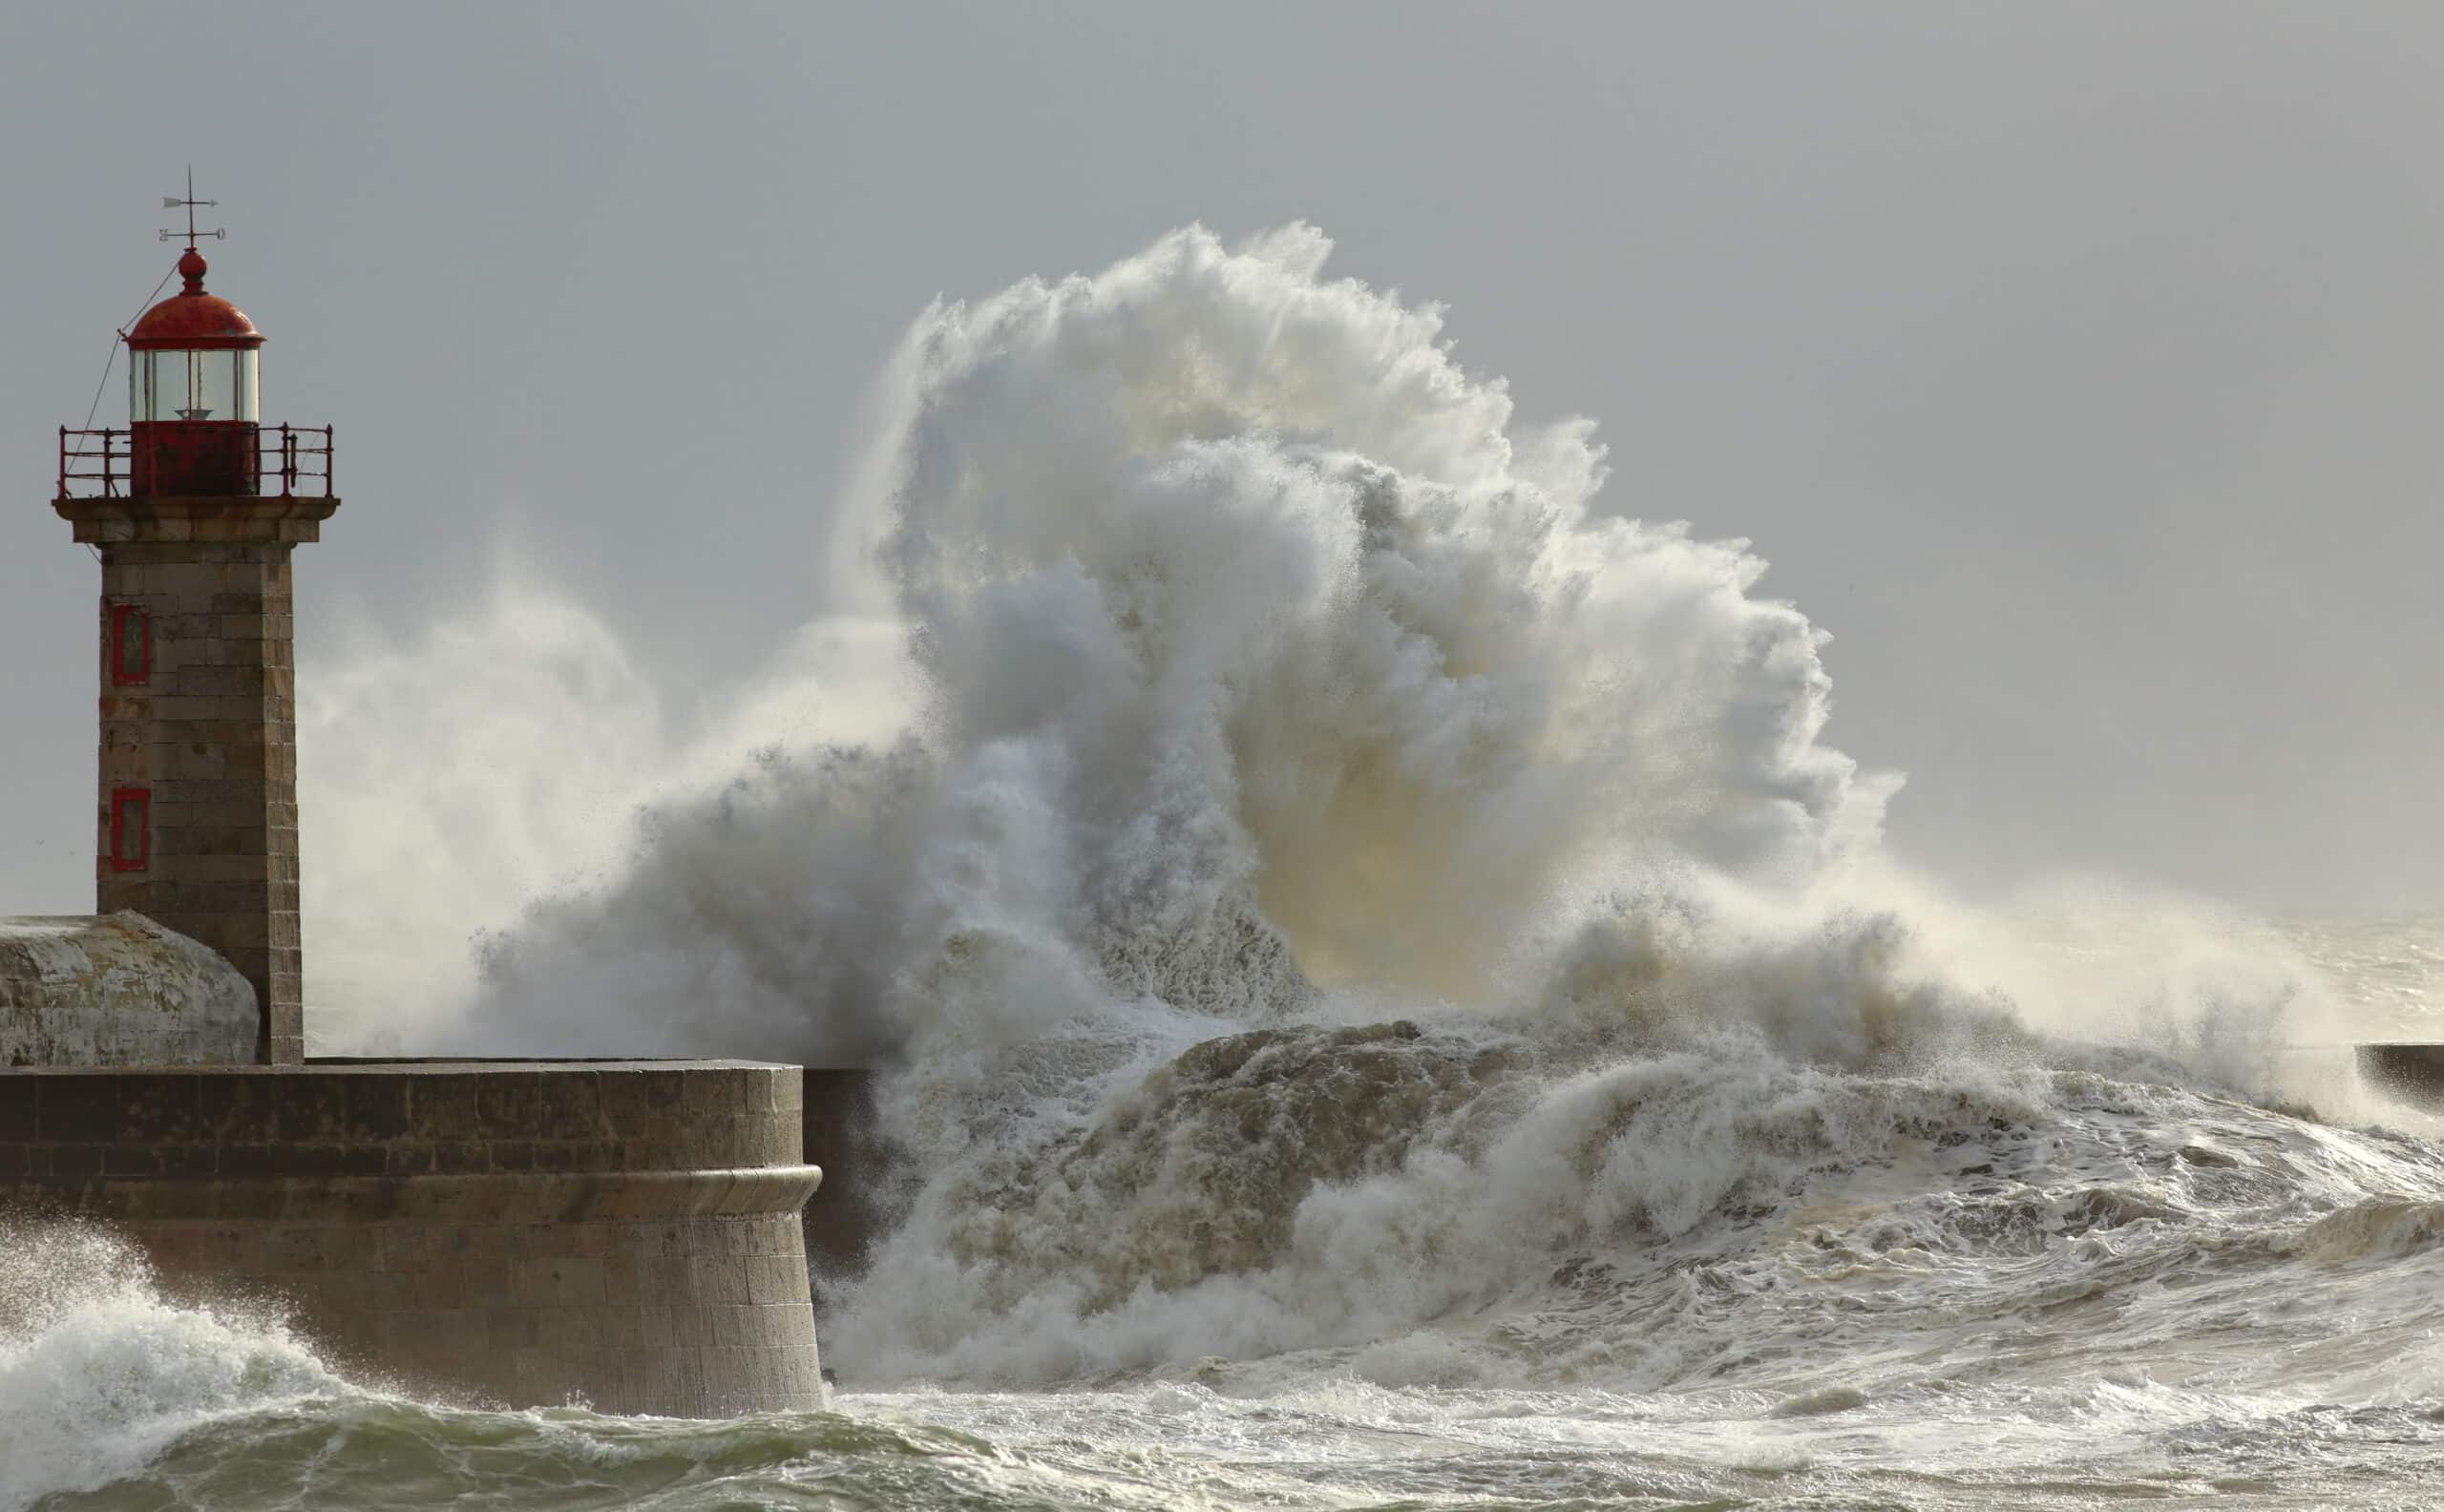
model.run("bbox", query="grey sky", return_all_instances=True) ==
[2,1,2438,920]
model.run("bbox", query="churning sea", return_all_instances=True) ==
[2,915,2440,1512]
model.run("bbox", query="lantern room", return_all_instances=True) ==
[122,247,263,495]
[130,250,262,423]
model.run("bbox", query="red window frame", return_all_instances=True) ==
[110,787,149,872]
[110,603,151,686]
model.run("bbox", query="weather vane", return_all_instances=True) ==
[159,166,224,249]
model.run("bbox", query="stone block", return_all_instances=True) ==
[600,1067,686,1121]
[682,1067,749,1116]
[194,910,272,949]
[459,1253,513,1304]
[406,1076,483,1139]
[172,853,277,884]
[554,1256,607,1307]
[117,1075,205,1143]
[487,1308,544,1350]
[175,826,272,858]
[178,664,265,698]
[0,1086,34,1144]
[746,1253,811,1306]
[146,695,218,723]
[534,1071,604,1137]
[509,1255,561,1308]
[219,942,273,982]
[374,1224,432,1272]
[476,1072,544,1129]
[344,1079,412,1144]
[689,1254,751,1304]
[36,1075,124,1142]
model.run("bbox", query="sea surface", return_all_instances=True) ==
[13,229,2442,1510]
[8,915,2442,1512]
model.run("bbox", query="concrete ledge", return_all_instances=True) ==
[0,1059,807,1174]
[54,494,343,546]
[6,1164,822,1222]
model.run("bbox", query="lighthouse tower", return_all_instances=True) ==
[53,196,338,1064]
[13,189,837,1419]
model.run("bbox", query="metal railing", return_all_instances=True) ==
[54,424,336,499]
[57,427,127,498]
[265,424,335,498]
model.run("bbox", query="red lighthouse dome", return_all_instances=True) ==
[127,249,263,350]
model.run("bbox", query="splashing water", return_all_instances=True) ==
[34,222,2399,1505]
[0,1226,346,1508]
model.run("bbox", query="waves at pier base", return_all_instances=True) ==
[0,1226,344,1508]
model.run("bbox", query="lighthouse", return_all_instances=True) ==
[52,195,338,1065]
[6,186,841,1417]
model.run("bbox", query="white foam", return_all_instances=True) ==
[0,1225,350,1510]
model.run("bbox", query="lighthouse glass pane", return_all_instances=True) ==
[133,351,182,420]
[150,351,184,420]
[186,351,236,421]
[133,350,248,421]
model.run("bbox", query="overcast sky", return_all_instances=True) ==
[2,2,2438,921]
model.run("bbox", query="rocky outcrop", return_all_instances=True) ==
[0,912,256,1066]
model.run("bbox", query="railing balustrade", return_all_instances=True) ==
[55,425,335,500]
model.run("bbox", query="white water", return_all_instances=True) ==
[18,224,2441,1508]
[0,1226,346,1509]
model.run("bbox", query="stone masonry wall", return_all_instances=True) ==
[127,1186,821,1416]
[95,543,300,1062]
[59,494,339,1066]
[0,1060,826,1416]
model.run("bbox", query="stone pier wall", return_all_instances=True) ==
[0,1060,824,1417]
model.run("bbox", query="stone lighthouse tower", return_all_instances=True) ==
[52,198,338,1064]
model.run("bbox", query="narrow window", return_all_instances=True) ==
[110,788,149,872]
[109,603,150,686]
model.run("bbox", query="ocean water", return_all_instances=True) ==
[11,228,2444,1509]
[11,926,2444,1512]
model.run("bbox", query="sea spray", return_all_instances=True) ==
[0,1224,348,1508]
[326,224,1897,1059]
[289,224,2364,1395]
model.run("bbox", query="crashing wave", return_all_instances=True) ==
[298,225,2360,1389]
